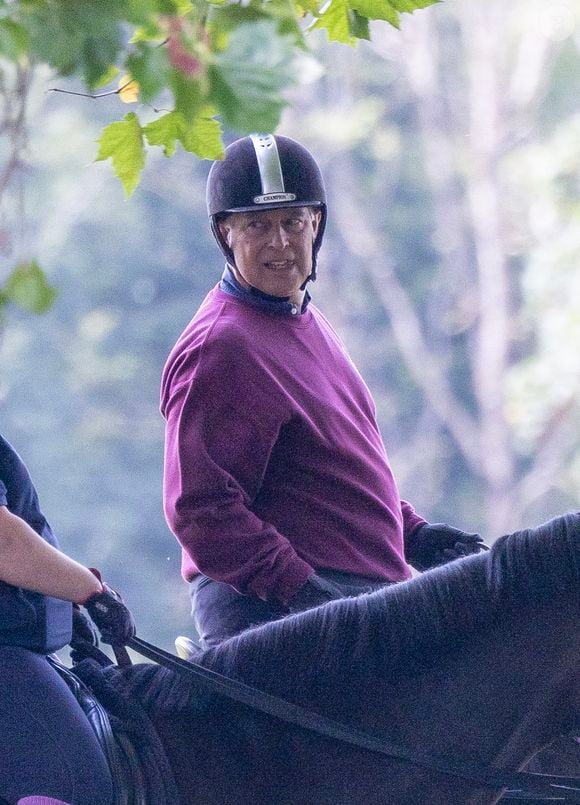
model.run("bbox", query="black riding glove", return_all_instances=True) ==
[83,573,136,646]
[70,603,114,666]
[287,574,340,614]
[72,603,100,647]
[405,523,486,572]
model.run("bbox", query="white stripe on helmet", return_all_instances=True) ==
[250,134,285,195]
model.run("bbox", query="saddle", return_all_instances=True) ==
[47,655,151,805]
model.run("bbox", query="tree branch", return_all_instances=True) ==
[514,399,578,519]
[365,255,481,476]
[46,80,135,100]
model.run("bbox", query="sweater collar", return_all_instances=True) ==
[219,265,311,316]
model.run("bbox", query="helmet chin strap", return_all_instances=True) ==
[211,217,236,267]
[299,251,317,291]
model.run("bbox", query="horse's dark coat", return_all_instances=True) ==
[77,514,580,804]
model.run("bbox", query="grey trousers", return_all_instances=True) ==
[190,569,391,648]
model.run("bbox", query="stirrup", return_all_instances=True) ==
[175,635,201,660]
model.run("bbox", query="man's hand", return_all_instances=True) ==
[83,579,136,646]
[405,523,486,571]
[72,603,100,647]
[287,574,340,614]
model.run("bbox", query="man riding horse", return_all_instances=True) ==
[3,137,578,805]
[160,133,486,648]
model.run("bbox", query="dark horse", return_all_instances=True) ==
[76,513,580,804]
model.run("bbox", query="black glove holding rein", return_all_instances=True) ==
[405,523,486,572]
[82,569,136,646]
[72,603,100,647]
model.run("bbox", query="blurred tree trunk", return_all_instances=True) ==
[461,5,514,533]
[0,65,32,262]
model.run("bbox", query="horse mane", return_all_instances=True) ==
[200,513,580,698]
[109,513,580,715]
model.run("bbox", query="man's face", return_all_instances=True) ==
[218,206,321,301]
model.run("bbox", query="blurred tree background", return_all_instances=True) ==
[2,0,580,649]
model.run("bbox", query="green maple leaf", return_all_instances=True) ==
[179,114,224,159]
[390,0,439,10]
[349,9,370,39]
[294,0,324,15]
[171,72,204,123]
[348,0,399,26]
[210,20,296,132]
[20,1,125,88]
[96,112,145,196]
[144,110,224,159]
[311,0,355,43]
[314,0,438,36]
[143,112,182,157]
[127,43,171,103]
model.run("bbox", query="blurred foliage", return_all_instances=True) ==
[0,260,57,315]
[0,0,437,195]
[0,0,437,321]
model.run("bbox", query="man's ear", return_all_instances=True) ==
[218,218,232,246]
[311,209,322,240]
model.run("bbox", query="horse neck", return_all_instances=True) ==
[264,599,580,804]
[349,598,580,804]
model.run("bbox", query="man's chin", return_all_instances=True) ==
[262,285,294,299]
[258,276,303,297]
[260,280,306,301]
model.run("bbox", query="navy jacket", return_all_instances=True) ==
[0,435,72,653]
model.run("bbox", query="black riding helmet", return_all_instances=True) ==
[206,134,327,286]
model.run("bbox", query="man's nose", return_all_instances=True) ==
[268,224,290,248]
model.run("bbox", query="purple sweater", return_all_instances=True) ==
[161,285,425,606]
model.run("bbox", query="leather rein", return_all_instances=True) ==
[124,636,580,802]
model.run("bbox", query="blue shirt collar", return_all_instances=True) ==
[219,265,311,316]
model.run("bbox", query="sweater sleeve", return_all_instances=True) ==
[161,329,313,606]
[401,499,428,541]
